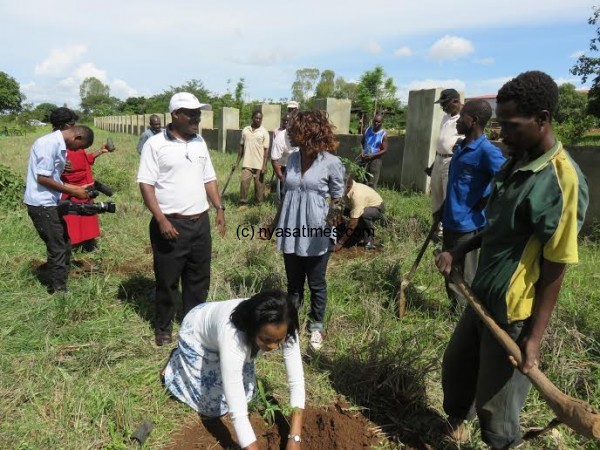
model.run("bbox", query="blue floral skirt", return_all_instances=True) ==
[163,306,256,417]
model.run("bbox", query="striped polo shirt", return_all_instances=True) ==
[471,141,588,324]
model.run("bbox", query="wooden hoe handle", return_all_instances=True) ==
[448,269,600,440]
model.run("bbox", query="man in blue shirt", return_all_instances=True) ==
[24,125,95,293]
[136,114,162,154]
[358,113,388,188]
[438,99,505,311]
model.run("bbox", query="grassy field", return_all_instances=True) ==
[0,128,599,449]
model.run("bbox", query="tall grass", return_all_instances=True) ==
[0,128,598,449]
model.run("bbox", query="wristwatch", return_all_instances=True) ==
[288,434,302,443]
[215,205,226,211]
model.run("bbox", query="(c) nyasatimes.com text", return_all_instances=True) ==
[236,225,374,240]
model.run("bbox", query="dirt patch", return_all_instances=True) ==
[163,404,385,450]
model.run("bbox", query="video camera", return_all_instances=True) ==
[58,180,116,216]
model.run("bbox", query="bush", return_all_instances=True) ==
[0,164,25,211]
[555,115,597,145]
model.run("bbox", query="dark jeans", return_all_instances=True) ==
[358,205,384,243]
[27,205,71,292]
[150,214,212,335]
[442,306,531,449]
[442,228,480,310]
[283,252,331,332]
[364,158,382,188]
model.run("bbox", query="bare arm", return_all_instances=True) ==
[272,160,284,181]
[435,232,484,275]
[518,259,567,373]
[38,175,89,200]
[334,217,359,251]
[204,180,225,237]
[285,408,304,450]
[139,182,179,240]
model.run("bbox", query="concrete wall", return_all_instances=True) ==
[218,107,240,152]
[201,129,219,150]
[256,104,281,132]
[313,98,351,134]
[566,146,600,233]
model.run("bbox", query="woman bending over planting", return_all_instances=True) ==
[162,290,305,449]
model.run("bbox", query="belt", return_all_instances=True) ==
[436,152,453,158]
[165,211,207,221]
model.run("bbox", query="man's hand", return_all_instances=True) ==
[510,334,541,374]
[435,251,454,276]
[158,217,179,240]
[333,243,343,252]
[215,210,226,237]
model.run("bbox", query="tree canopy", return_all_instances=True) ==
[0,71,24,114]
[571,6,600,116]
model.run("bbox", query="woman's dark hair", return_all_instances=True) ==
[50,107,79,131]
[230,289,299,344]
[496,70,558,119]
[287,110,339,158]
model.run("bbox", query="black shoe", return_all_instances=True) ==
[155,333,173,347]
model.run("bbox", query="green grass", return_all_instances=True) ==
[0,128,599,449]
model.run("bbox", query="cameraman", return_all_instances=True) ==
[24,125,95,293]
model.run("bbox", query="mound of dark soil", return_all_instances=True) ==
[163,404,384,449]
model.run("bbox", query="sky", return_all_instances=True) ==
[0,0,597,109]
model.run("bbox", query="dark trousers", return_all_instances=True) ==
[442,306,531,449]
[150,214,212,335]
[27,205,71,292]
[283,252,331,332]
[442,228,479,310]
[358,204,384,242]
[364,158,382,188]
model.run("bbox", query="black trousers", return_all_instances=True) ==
[150,214,212,335]
[442,307,531,448]
[442,228,480,310]
[283,252,330,332]
[364,158,382,188]
[27,205,71,292]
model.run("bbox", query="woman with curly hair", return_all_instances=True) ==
[266,110,345,350]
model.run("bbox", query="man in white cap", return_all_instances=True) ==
[137,92,226,347]
[287,100,299,113]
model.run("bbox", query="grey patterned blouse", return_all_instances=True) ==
[276,150,345,257]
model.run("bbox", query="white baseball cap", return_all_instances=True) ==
[169,92,204,112]
[287,100,299,109]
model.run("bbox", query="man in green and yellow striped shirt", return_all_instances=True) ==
[435,71,589,449]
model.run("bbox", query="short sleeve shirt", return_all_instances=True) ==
[137,126,216,215]
[345,182,383,219]
[241,126,270,170]
[437,114,462,155]
[23,130,67,206]
[471,142,589,324]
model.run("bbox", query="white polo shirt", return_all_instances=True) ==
[137,127,216,215]
[270,129,298,167]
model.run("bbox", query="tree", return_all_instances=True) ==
[119,96,148,115]
[0,71,24,114]
[79,77,114,115]
[291,68,320,104]
[571,6,600,116]
[31,102,58,122]
[356,66,399,117]
[315,70,336,98]
[234,78,245,109]
[333,77,358,101]
[556,83,588,123]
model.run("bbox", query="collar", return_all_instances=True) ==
[165,124,198,143]
[461,133,487,151]
[517,140,562,173]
